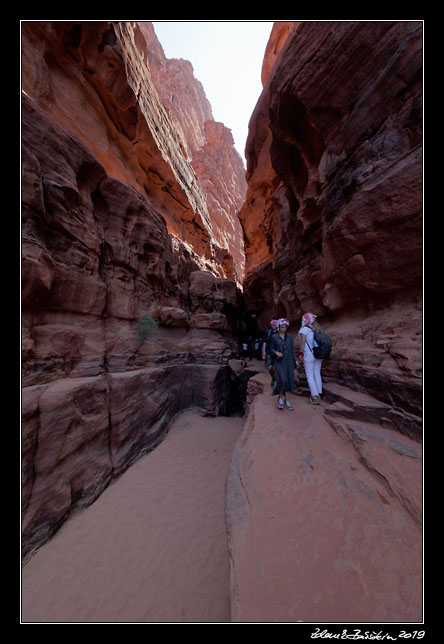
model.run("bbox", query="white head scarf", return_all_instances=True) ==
[301,312,317,326]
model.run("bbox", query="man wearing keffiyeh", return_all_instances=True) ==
[262,319,279,388]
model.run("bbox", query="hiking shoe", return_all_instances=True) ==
[308,396,321,405]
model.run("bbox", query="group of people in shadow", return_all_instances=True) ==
[261,313,326,410]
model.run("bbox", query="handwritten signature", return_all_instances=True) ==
[311,629,425,640]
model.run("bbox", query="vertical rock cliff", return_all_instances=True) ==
[239,21,422,416]
[226,20,422,624]
[139,22,246,282]
[21,21,247,560]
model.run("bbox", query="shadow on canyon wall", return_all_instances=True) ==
[21,21,422,571]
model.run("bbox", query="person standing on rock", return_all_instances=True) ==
[262,319,279,388]
[269,318,297,410]
[298,312,323,405]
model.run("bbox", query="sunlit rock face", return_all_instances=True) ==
[22,21,246,282]
[21,21,247,560]
[138,22,246,282]
[260,21,299,85]
[239,21,422,413]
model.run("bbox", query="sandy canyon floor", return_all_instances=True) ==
[21,406,246,623]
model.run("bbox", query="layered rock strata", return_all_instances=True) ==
[226,21,423,623]
[22,21,245,282]
[139,22,246,281]
[21,21,246,560]
[239,21,422,416]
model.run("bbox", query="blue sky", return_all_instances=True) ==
[151,21,274,162]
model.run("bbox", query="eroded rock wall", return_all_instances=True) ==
[139,22,246,282]
[22,21,245,281]
[239,21,422,414]
[225,21,423,623]
[21,21,246,560]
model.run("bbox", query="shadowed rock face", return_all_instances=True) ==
[239,20,422,413]
[225,21,422,624]
[21,21,246,282]
[21,21,247,560]
[22,89,245,560]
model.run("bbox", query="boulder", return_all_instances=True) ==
[193,312,228,330]
[158,307,189,327]
[228,359,246,378]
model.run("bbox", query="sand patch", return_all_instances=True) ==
[22,409,244,623]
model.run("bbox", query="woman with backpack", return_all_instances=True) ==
[298,312,325,405]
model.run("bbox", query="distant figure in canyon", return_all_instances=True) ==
[298,312,323,405]
[269,318,297,410]
[262,319,279,388]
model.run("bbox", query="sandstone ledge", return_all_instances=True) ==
[225,381,422,623]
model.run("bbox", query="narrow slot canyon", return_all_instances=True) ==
[21,21,423,624]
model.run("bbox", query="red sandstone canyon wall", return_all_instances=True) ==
[22,21,245,283]
[21,21,246,560]
[139,22,246,282]
[225,22,423,623]
[239,21,422,417]
[22,20,423,573]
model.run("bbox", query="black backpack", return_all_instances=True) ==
[306,327,332,359]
